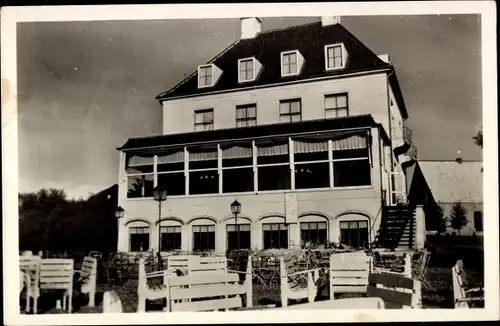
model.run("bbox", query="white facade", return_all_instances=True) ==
[117,21,411,254]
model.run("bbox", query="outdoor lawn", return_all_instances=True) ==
[21,238,484,313]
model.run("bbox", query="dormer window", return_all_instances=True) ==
[238,57,262,83]
[281,50,304,77]
[197,64,223,88]
[325,43,347,71]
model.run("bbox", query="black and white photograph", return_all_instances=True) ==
[2,2,498,324]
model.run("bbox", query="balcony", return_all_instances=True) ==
[392,125,412,146]
[407,145,418,160]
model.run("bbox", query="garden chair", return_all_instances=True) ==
[165,263,252,312]
[39,259,74,313]
[137,257,170,312]
[366,271,422,309]
[452,260,484,308]
[280,256,320,307]
[74,256,98,307]
[88,251,102,262]
[19,255,41,313]
[411,250,431,286]
[329,252,372,298]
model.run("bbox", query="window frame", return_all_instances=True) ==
[238,57,257,83]
[129,226,150,252]
[262,222,289,249]
[125,155,155,199]
[281,50,301,77]
[198,64,214,88]
[300,221,328,245]
[339,220,369,249]
[324,43,347,71]
[192,224,216,252]
[194,108,214,132]
[235,104,257,128]
[324,93,349,118]
[279,98,302,123]
[160,225,182,251]
[226,224,252,250]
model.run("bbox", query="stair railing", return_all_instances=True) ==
[369,202,384,248]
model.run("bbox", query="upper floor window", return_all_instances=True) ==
[281,50,304,77]
[236,104,257,128]
[198,65,213,87]
[194,109,214,131]
[197,64,222,88]
[325,93,348,118]
[279,99,302,123]
[325,43,347,71]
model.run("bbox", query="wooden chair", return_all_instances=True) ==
[280,256,320,308]
[167,255,198,273]
[366,272,422,309]
[165,270,248,312]
[39,259,74,313]
[452,260,484,308]
[188,256,228,274]
[74,256,98,307]
[103,290,123,313]
[19,255,41,313]
[137,258,170,312]
[372,252,412,278]
[329,252,371,298]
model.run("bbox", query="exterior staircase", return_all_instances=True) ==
[373,205,415,250]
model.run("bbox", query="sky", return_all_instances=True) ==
[17,14,483,199]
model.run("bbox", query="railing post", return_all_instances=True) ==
[415,205,426,250]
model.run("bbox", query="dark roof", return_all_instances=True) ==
[118,114,390,152]
[156,21,408,118]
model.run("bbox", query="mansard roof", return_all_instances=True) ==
[155,21,407,118]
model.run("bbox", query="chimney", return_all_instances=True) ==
[321,16,341,26]
[378,54,391,64]
[241,17,261,39]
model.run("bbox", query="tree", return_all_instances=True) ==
[473,129,483,149]
[449,202,468,236]
[423,202,447,234]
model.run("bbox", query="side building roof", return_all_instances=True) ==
[418,160,483,203]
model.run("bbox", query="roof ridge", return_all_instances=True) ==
[156,39,241,99]
[258,21,321,35]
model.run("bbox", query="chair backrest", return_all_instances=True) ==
[329,252,371,295]
[452,260,467,303]
[20,255,41,288]
[188,256,227,274]
[367,272,421,308]
[80,256,98,285]
[39,259,74,291]
[166,271,243,312]
[167,255,198,271]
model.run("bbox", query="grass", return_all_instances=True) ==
[22,243,484,313]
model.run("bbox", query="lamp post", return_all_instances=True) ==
[115,206,125,252]
[230,200,241,250]
[153,186,167,270]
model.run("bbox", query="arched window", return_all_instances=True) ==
[189,218,216,252]
[158,219,183,252]
[224,216,252,251]
[260,216,288,249]
[337,214,369,249]
[127,221,150,252]
[299,214,329,247]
